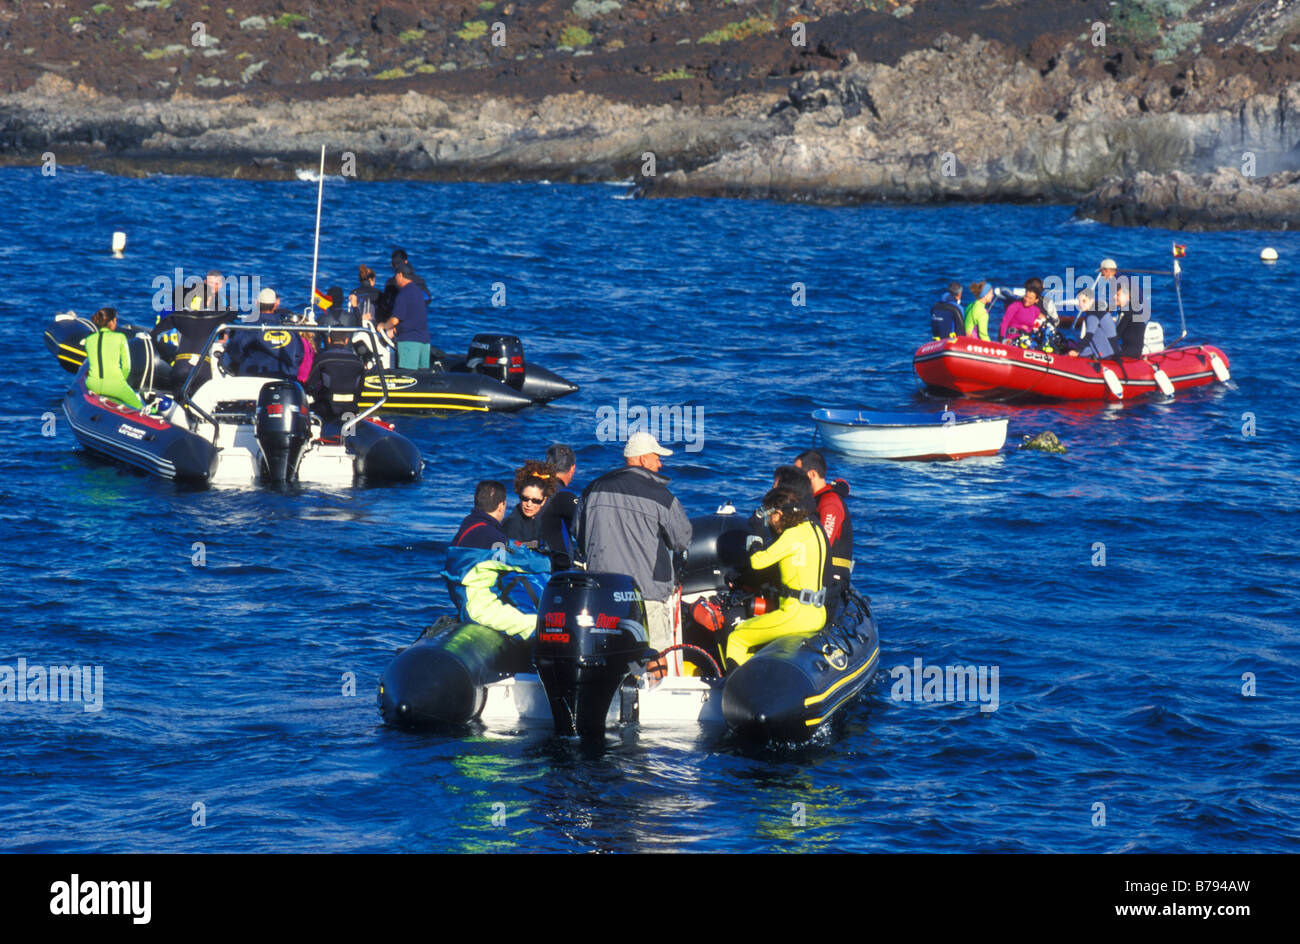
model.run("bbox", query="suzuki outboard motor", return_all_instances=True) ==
[255,380,311,483]
[533,572,652,737]
[467,334,526,390]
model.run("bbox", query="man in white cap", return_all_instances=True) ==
[257,286,280,319]
[1092,258,1120,312]
[575,430,693,670]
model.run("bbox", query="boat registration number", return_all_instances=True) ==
[967,345,1009,358]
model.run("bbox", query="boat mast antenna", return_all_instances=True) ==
[1172,243,1187,343]
[309,144,326,321]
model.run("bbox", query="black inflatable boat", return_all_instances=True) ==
[378,512,880,742]
[62,324,423,487]
[45,314,577,415]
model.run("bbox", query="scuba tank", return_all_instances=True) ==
[533,572,651,737]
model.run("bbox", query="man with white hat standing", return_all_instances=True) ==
[1092,258,1121,312]
[575,431,693,670]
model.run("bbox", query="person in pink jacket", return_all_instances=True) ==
[998,278,1046,344]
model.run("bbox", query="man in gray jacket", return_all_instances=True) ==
[576,431,693,664]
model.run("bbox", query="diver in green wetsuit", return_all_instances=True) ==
[725,486,828,669]
[83,307,144,409]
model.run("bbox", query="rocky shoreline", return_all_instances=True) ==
[3,1,1300,228]
[1078,168,1300,231]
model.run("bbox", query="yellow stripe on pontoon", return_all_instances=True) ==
[356,400,489,412]
[361,390,489,401]
[803,646,879,708]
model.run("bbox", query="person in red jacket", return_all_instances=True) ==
[794,449,854,620]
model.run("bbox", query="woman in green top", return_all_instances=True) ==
[963,281,994,341]
[83,307,144,409]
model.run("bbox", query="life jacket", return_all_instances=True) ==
[930,300,965,340]
[816,480,854,595]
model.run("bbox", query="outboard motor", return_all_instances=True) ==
[467,334,526,390]
[533,572,652,737]
[255,380,311,483]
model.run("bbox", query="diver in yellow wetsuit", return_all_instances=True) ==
[726,486,828,668]
[83,307,144,409]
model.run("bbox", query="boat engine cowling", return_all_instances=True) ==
[467,334,526,390]
[533,572,651,737]
[255,380,311,483]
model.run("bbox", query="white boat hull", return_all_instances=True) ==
[816,416,1008,460]
[479,673,724,728]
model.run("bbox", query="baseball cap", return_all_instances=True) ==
[258,287,277,305]
[1099,258,1118,270]
[623,431,672,458]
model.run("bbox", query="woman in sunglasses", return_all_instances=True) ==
[504,463,555,550]
[724,486,829,670]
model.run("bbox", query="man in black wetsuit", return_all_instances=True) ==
[539,443,579,569]
[305,311,364,419]
[150,308,231,397]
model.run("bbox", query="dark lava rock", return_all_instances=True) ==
[1079,168,1300,231]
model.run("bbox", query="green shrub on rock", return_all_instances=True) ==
[560,25,593,47]
[699,17,773,44]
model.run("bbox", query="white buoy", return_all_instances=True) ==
[111,231,126,258]
[1261,247,1278,262]
[1151,365,1175,397]
[1102,366,1124,400]
[1209,352,1231,382]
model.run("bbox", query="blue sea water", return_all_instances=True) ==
[0,167,1296,853]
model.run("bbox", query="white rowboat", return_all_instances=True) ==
[812,408,1008,461]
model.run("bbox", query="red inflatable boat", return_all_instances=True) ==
[913,336,1231,403]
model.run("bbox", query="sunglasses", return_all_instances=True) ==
[521,496,544,505]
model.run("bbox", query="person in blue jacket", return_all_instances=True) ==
[930,282,966,340]
[1070,310,1119,360]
